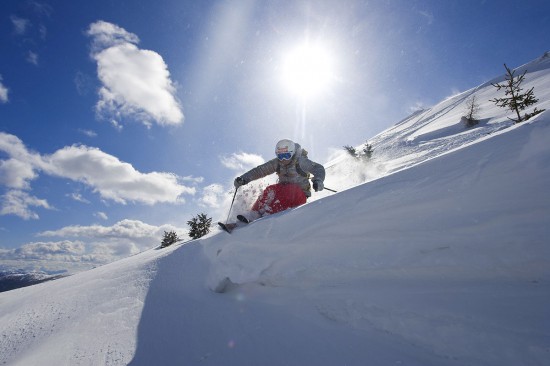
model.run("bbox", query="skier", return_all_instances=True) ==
[234,139,325,222]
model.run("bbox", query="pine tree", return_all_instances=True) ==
[187,213,212,239]
[490,64,544,123]
[463,95,480,127]
[161,230,180,248]
[362,143,374,159]
[343,145,357,158]
[344,143,374,160]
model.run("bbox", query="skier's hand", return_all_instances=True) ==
[234,176,247,189]
[312,179,324,192]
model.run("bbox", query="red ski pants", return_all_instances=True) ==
[251,183,307,215]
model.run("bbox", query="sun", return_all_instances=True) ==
[281,41,334,99]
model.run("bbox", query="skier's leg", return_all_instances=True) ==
[269,184,307,214]
[250,185,277,217]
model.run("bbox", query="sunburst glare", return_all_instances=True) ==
[281,41,334,99]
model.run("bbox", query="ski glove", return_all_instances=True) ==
[312,179,324,192]
[234,176,248,188]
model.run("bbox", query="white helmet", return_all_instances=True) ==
[275,139,296,160]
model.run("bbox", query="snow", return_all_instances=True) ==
[1,54,550,365]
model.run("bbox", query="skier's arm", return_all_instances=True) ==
[297,157,324,191]
[239,159,279,184]
[300,158,325,183]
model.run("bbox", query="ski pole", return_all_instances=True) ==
[310,178,337,193]
[224,188,239,224]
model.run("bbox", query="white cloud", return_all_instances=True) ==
[91,241,140,258]
[221,152,265,171]
[78,129,98,138]
[40,219,161,239]
[87,20,184,127]
[94,211,108,220]
[45,144,195,205]
[0,76,9,103]
[0,219,190,273]
[0,158,37,189]
[180,175,205,184]
[0,190,53,220]
[87,20,139,51]
[0,133,50,219]
[0,240,110,273]
[0,132,47,191]
[109,119,123,131]
[10,240,86,259]
[0,132,46,192]
[69,193,90,204]
[10,15,29,35]
[38,219,186,254]
[27,51,39,65]
[0,132,44,167]
[0,132,199,219]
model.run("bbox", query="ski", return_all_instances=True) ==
[218,216,250,234]
[237,215,250,224]
[218,222,237,233]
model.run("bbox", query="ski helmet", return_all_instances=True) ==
[275,139,296,160]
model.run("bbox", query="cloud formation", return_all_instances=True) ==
[221,152,265,171]
[78,129,97,137]
[9,240,86,260]
[0,190,53,220]
[94,211,108,220]
[37,219,185,264]
[26,51,39,65]
[10,15,29,35]
[9,8,50,65]
[0,219,188,274]
[0,132,53,193]
[0,239,118,270]
[87,20,184,127]
[0,132,197,219]
[0,76,9,103]
[39,219,172,240]
[45,145,195,205]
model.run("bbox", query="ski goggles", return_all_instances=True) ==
[277,152,293,161]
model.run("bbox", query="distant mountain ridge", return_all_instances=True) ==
[0,271,64,293]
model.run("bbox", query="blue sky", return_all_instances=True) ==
[1,0,549,273]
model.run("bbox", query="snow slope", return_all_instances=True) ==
[1,54,549,365]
